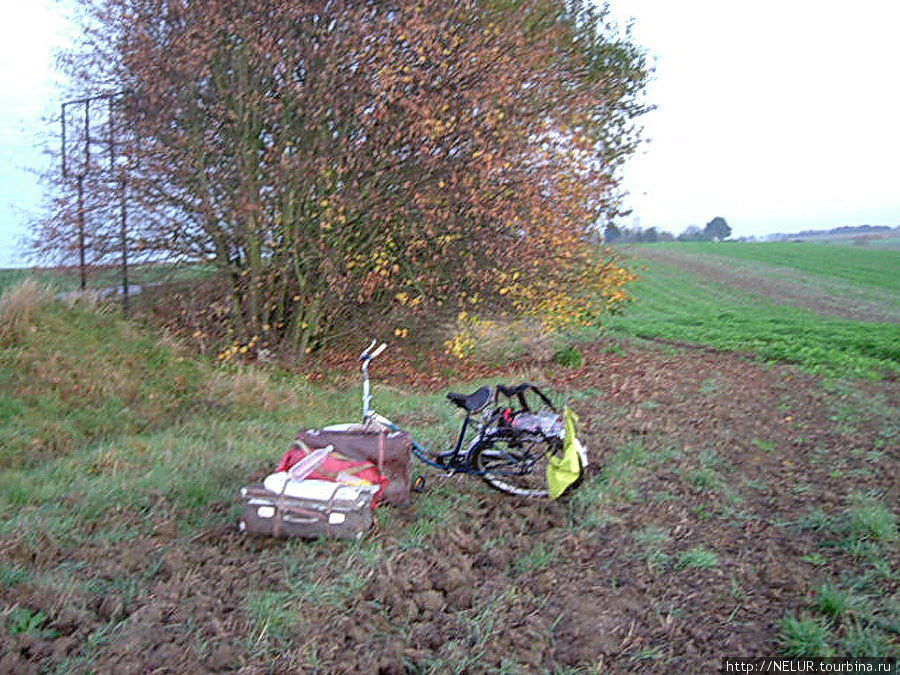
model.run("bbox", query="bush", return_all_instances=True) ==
[552,346,585,369]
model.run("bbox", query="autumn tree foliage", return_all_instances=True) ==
[44,0,650,354]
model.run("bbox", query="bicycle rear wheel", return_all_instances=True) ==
[471,435,559,498]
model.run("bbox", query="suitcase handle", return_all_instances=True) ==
[274,480,344,537]
[281,513,319,525]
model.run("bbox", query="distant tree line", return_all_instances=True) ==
[604,216,731,243]
[768,224,899,241]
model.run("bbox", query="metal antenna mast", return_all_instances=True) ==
[61,90,130,309]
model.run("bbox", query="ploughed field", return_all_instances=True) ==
[0,243,897,672]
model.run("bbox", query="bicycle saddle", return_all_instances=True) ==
[446,386,492,413]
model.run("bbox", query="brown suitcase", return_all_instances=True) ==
[296,428,413,506]
[239,479,375,540]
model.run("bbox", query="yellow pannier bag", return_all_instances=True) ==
[547,406,586,499]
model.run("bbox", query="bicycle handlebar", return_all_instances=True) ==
[359,339,377,361]
[360,339,387,362]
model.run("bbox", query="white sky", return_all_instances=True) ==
[0,0,71,266]
[607,0,900,237]
[1,1,899,266]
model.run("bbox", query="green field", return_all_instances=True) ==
[607,243,900,378]
[638,241,900,292]
[0,263,214,296]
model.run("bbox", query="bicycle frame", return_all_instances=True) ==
[355,340,490,472]
[359,339,387,425]
[354,340,564,484]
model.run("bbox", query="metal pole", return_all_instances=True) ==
[84,99,90,168]
[77,174,86,290]
[61,103,67,178]
[62,91,130,292]
[120,175,129,316]
[108,97,115,172]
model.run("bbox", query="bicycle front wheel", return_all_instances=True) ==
[471,435,559,498]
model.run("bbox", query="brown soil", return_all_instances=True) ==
[1,340,897,672]
[632,246,900,323]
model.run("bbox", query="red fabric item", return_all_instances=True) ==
[276,446,389,506]
[296,429,413,506]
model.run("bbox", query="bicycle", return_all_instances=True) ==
[347,339,583,498]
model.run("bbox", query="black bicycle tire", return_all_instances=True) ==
[470,435,558,498]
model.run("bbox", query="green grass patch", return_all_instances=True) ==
[641,241,900,292]
[841,620,896,658]
[814,584,863,619]
[0,284,318,470]
[247,590,300,646]
[676,546,719,570]
[846,500,897,543]
[0,563,31,588]
[515,542,558,574]
[687,467,723,491]
[566,440,666,530]
[7,606,54,637]
[778,613,835,657]
[552,345,584,368]
[607,260,900,377]
[0,263,216,296]
[632,525,671,571]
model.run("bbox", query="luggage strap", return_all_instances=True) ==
[273,475,342,538]
[289,435,385,476]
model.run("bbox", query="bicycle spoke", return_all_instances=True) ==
[472,436,556,498]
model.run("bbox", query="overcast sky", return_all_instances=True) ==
[607,0,900,237]
[0,0,70,267]
[1,1,899,267]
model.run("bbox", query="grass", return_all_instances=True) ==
[676,546,719,570]
[515,543,558,574]
[606,258,900,378]
[0,262,216,296]
[790,580,897,659]
[632,525,671,571]
[842,620,897,658]
[0,285,203,468]
[1,275,896,671]
[552,345,585,368]
[785,492,898,659]
[814,585,862,619]
[247,590,299,646]
[566,440,661,529]
[846,499,897,543]
[687,467,722,491]
[0,279,327,472]
[8,607,53,636]
[639,241,900,292]
[778,613,835,657]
